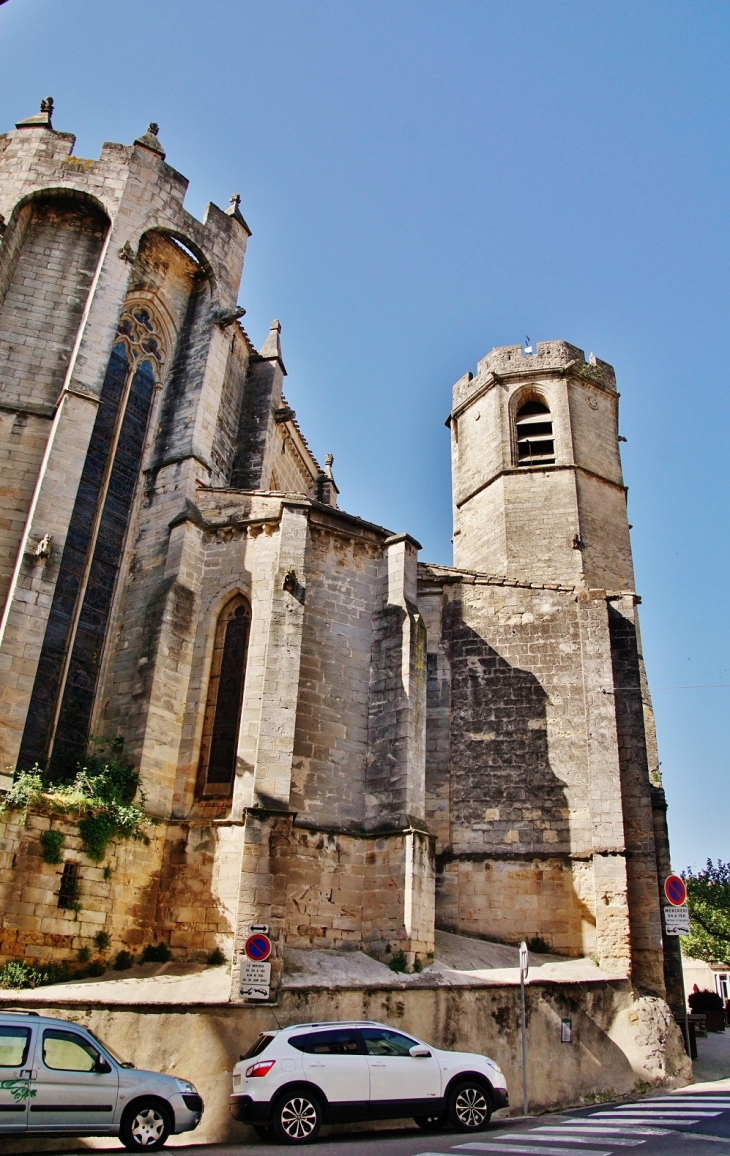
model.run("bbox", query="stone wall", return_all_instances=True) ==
[418,568,663,984]
[0,979,689,1150]
[290,520,382,830]
[0,113,250,774]
[0,809,167,964]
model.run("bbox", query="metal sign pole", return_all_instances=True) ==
[519,941,529,1116]
[663,875,692,1059]
[679,948,692,1059]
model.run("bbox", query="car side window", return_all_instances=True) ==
[0,1026,31,1067]
[306,1029,363,1055]
[42,1029,100,1072]
[361,1028,419,1056]
[287,1034,310,1053]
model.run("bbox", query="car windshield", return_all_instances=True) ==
[86,1029,131,1067]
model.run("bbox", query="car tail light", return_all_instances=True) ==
[246,1059,276,1078]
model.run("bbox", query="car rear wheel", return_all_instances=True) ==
[414,1112,446,1131]
[447,1080,492,1132]
[272,1090,322,1144]
[120,1098,172,1151]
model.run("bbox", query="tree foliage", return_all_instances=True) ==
[682,860,730,965]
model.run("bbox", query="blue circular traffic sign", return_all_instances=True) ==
[664,875,687,906]
[245,933,272,961]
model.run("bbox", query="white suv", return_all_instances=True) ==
[230,1020,508,1143]
[0,1011,203,1151]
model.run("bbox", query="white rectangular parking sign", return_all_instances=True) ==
[664,905,690,936]
[240,959,271,999]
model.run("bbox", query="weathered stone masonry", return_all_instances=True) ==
[0,103,681,1017]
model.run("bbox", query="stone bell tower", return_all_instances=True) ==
[449,340,635,591]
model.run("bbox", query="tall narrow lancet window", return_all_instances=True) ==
[515,399,555,466]
[19,308,165,776]
[197,596,251,796]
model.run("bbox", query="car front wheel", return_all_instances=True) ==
[447,1080,492,1132]
[120,1099,172,1151]
[272,1090,322,1144]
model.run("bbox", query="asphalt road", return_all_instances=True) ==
[209,1094,730,1156]
[28,1092,730,1156]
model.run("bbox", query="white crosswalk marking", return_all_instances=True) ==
[542,1123,669,1136]
[432,1093,730,1156]
[649,1098,730,1106]
[589,1110,706,1117]
[606,1108,721,1117]
[529,1129,644,1145]
[582,1116,700,1127]
[452,1145,612,1156]
[500,1134,645,1147]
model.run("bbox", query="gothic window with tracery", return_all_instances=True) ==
[515,399,555,466]
[19,305,166,776]
[197,596,251,796]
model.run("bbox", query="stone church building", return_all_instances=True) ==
[0,102,682,1012]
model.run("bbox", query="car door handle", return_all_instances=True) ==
[20,1070,37,1080]
[370,1062,386,1067]
[309,1062,326,1068]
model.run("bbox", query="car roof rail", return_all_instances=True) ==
[1,1009,40,1016]
[283,1020,383,1031]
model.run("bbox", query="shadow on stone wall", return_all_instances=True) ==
[443,603,570,853]
[152,823,234,957]
[436,600,596,954]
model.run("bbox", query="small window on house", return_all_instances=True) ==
[58,861,81,909]
[197,596,251,796]
[515,400,555,466]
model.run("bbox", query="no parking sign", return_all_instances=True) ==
[245,933,272,961]
[664,874,687,906]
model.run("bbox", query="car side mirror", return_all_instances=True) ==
[95,1058,113,1074]
[409,1045,431,1057]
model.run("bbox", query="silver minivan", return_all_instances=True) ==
[0,1010,202,1151]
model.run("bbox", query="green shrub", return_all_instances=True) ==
[0,960,71,989]
[0,739,155,863]
[39,828,64,864]
[94,930,111,953]
[388,950,408,973]
[0,960,38,989]
[78,946,91,963]
[207,947,226,966]
[87,961,106,977]
[113,950,134,971]
[141,941,171,963]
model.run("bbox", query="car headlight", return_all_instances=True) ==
[175,1078,197,1094]
[486,1060,503,1076]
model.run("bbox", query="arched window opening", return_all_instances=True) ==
[197,596,251,796]
[19,306,165,777]
[515,399,555,466]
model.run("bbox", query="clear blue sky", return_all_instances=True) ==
[2,0,728,872]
